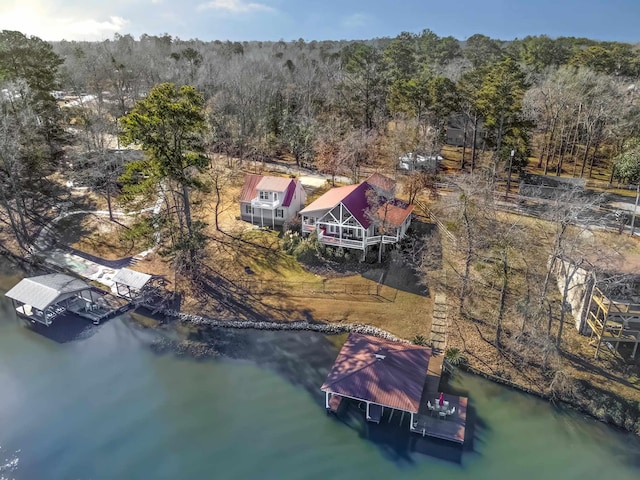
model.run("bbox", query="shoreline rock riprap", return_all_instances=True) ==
[162,309,410,343]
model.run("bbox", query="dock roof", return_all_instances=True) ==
[5,274,91,311]
[321,333,432,413]
[112,268,152,290]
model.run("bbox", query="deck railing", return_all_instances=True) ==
[251,197,281,209]
[319,234,365,250]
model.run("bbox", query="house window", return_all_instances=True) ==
[245,205,253,214]
[259,191,269,200]
[275,209,284,218]
[274,193,278,201]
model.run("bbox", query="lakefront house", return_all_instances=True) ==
[299,174,413,252]
[240,175,307,228]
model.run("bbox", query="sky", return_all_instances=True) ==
[1,0,639,43]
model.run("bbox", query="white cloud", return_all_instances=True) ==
[197,0,274,14]
[341,13,372,29]
[0,2,129,41]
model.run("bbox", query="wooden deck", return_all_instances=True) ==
[425,354,443,394]
[411,394,468,444]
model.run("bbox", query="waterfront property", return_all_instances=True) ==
[240,175,307,228]
[321,333,467,444]
[112,268,152,300]
[300,174,413,252]
[5,273,130,326]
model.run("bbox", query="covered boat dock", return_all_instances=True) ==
[321,333,468,444]
[5,273,130,326]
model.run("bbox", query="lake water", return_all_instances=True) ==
[1,262,640,479]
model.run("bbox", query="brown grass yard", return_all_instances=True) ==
[52,213,151,260]
[102,162,432,340]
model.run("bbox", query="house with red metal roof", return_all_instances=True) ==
[299,174,413,252]
[240,175,306,228]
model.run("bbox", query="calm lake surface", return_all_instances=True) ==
[1,262,640,480]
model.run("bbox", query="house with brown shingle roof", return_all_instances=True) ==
[240,175,306,228]
[299,173,412,252]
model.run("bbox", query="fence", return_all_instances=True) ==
[236,279,383,298]
[415,201,457,246]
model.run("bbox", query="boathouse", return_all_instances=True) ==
[112,268,152,300]
[5,273,96,326]
[321,333,468,444]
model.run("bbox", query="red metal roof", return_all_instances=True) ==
[321,333,432,413]
[342,182,375,228]
[239,175,263,203]
[281,180,297,207]
[377,200,414,227]
[240,175,299,207]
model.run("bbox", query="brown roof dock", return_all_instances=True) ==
[321,333,468,444]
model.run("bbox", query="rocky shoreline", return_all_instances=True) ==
[162,309,408,342]
[153,307,640,436]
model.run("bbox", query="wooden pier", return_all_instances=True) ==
[410,394,468,444]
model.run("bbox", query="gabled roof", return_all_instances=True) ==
[299,184,361,214]
[256,176,292,192]
[5,274,91,311]
[366,173,396,194]
[377,200,414,227]
[112,268,152,290]
[301,181,409,229]
[321,333,431,413]
[239,175,263,203]
[240,175,301,207]
[342,182,375,228]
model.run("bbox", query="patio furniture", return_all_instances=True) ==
[448,406,456,415]
[438,411,448,419]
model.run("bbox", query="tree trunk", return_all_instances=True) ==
[461,114,469,170]
[496,250,508,347]
[492,112,505,179]
[181,184,193,235]
[537,125,549,168]
[543,117,558,175]
[555,121,567,176]
[459,201,473,315]
[470,114,478,174]
[588,136,602,179]
[579,133,592,178]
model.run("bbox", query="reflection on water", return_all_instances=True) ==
[0,261,640,479]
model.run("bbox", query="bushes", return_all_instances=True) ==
[283,230,323,265]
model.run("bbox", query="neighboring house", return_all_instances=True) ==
[240,175,307,228]
[299,174,413,252]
